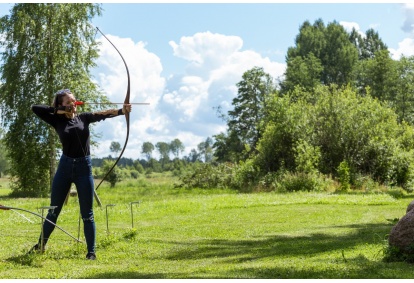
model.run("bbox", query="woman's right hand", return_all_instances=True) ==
[56,105,74,114]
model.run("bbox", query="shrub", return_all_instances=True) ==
[276,171,326,192]
[383,244,414,263]
[130,171,139,179]
[337,160,351,191]
[176,163,235,190]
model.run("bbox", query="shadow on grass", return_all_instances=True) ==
[0,195,13,200]
[161,223,391,261]
[88,222,401,279]
[6,253,42,268]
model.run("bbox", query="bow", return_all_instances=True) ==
[93,27,130,206]
[0,204,82,243]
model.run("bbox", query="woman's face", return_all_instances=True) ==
[62,93,77,113]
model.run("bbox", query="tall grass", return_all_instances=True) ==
[0,175,413,279]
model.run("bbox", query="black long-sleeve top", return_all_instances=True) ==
[32,105,123,158]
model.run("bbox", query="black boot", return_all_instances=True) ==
[86,252,96,260]
[28,243,45,254]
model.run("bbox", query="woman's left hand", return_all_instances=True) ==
[122,104,132,114]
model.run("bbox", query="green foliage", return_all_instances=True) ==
[6,123,50,197]
[130,170,139,179]
[254,94,311,173]
[109,141,121,155]
[386,187,407,199]
[294,139,320,174]
[281,52,323,94]
[101,159,121,188]
[122,228,138,240]
[197,137,214,163]
[226,67,276,159]
[169,138,185,158]
[392,56,414,124]
[275,172,326,193]
[176,162,235,190]
[134,161,144,174]
[0,129,9,177]
[141,141,155,161]
[257,170,330,193]
[350,28,388,60]
[283,19,358,94]
[353,49,396,100]
[389,149,414,191]
[254,85,414,190]
[213,131,244,163]
[231,159,261,192]
[338,161,351,191]
[383,244,414,264]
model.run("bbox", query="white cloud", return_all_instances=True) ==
[401,3,414,35]
[92,31,285,159]
[340,21,360,33]
[160,31,285,154]
[340,21,365,38]
[389,38,414,60]
[169,31,243,67]
[389,4,414,59]
[337,6,414,61]
[91,34,166,159]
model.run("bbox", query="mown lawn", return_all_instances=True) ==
[0,176,413,279]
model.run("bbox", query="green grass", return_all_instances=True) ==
[0,175,413,279]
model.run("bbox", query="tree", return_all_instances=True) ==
[350,28,388,60]
[156,141,170,168]
[141,141,154,161]
[255,85,414,188]
[0,128,9,177]
[0,3,102,197]
[280,53,323,94]
[187,149,201,163]
[283,19,358,93]
[109,141,121,155]
[353,49,396,100]
[101,159,120,188]
[390,56,414,124]
[213,131,244,163]
[169,138,184,158]
[227,67,274,156]
[197,137,214,163]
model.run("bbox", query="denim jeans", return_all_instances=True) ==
[38,154,96,253]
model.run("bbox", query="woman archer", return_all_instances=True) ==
[31,89,132,260]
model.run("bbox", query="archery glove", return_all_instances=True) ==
[54,105,73,114]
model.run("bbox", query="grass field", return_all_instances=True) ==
[0,175,413,279]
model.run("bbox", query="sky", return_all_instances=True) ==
[1,2,414,160]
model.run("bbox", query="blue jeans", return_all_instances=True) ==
[38,154,96,253]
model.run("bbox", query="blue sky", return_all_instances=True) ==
[1,2,414,159]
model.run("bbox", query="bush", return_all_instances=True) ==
[337,160,351,191]
[130,171,139,179]
[383,244,414,263]
[276,171,326,192]
[176,163,235,190]
[255,85,414,189]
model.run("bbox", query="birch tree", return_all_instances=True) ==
[0,3,102,196]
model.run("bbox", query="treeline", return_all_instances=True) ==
[94,137,213,170]
[89,137,214,187]
[178,19,414,194]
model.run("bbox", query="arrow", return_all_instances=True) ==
[75,101,149,106]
